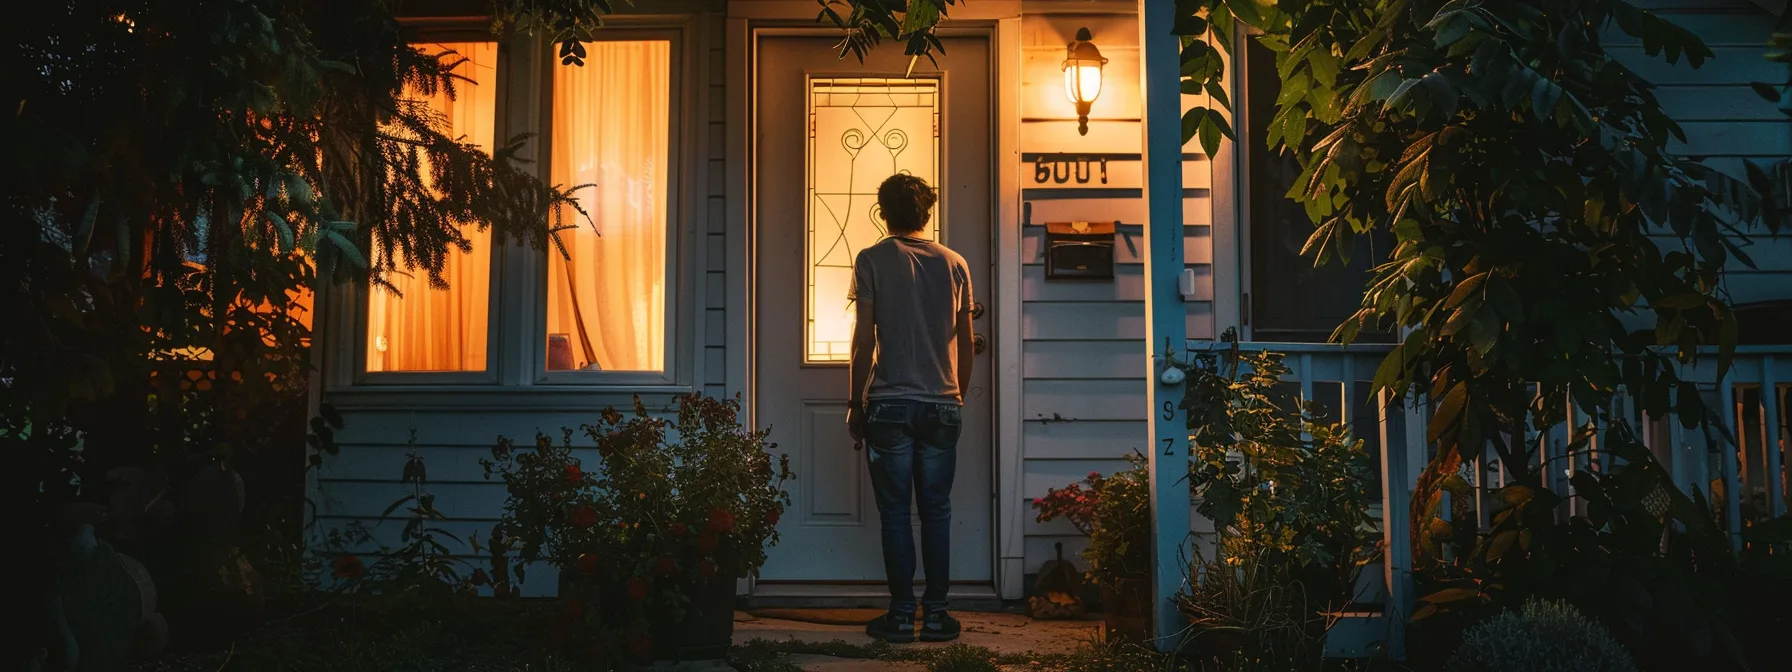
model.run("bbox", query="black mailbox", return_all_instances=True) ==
[1044,221,1116,280]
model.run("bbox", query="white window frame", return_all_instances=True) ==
[353,25,507,386]
[521,24,693,388]
[339,19,698,391]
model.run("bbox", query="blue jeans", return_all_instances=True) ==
[863,398,960,615]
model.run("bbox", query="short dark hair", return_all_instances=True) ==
[877,174,937,234]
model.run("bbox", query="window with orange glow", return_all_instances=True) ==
[544,41,671,373]
[364,42,498,373]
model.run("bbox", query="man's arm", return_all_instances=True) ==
[848,299,876,438]
[954,306,973,404]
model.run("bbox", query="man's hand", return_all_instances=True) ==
[847,403,867,446]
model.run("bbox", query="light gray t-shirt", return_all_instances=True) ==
[848,236,972,405]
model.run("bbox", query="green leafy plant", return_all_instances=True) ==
[1408,419,1792,669]
[1171,345,1380,669]
[1144,1,1780,666]
[1179,346,1380,582]
[309,432,474,602]
[369,432,473,595]
[1037,346,1378,658]
[1177,544,1344,672]
[1445,599,1636,672]
[481,394,791,666]
[1034,457,1153,590]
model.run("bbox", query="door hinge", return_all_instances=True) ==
[1242,292,1250,327]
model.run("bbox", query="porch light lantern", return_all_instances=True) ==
[1063,27,1107,136]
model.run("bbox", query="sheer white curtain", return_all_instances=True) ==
[545,41,670,372]
[366,42,497,373]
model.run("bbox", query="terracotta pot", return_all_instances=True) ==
[1100,576,1153,644]
[1187,628,1247,669]
[560,573,737,662]
[649,576,736,661]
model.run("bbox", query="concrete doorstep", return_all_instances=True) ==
[726,609,1105,670]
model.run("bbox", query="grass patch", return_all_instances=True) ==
[139,596,578,672]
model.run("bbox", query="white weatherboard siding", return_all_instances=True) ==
[311,14,730,597]
[1015,12,1216,575]
[1608,2,1792,299]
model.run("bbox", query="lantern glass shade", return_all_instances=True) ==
[1063,62,1103,106]
[1062,28,1107,135]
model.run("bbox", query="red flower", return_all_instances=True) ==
[570,504,598,528]
[627,633,654,660]
[469,569,490,586]
[562,597,585,620]
[763,504,782,527]
[576,553,599,576]
[654,555,677,577]
[696,530,719,554]
[668,522,688,537]
[564,464,582,483]
[706,507,736,533]
[697,559,717,580]
[626,576,650,601]
[331,555,366,580]
[588,641,609,662]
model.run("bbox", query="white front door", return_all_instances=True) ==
[753,33,994,585]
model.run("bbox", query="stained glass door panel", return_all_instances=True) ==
[805,78,941,364]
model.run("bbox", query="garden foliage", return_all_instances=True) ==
[4,0,588,661]
[481,394,791,666]
[1036,346,1377,664]
[1445,599,1637,672]
[1175,346,1379,670]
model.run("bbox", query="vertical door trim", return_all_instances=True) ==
[993,15,1026,601]
[725,15,755,594]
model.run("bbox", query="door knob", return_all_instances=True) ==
[970,301,985,319]
[972,333,987,355]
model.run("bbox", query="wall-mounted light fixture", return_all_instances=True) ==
[1063,27,1108,136]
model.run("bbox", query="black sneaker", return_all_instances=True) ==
[865,611,915,643]
[919,610,961,642]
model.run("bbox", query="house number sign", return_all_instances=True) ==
[1032,154,1109,185]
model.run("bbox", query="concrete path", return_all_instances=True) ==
[731,610,1104,670]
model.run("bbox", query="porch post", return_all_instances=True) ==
[1377,389,1415,661]
[1139,0,1191,649]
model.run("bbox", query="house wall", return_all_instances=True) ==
[312,0,1788,595]
[310,10,729,596]
[1612,0,1792,307]
[1013,10,1218,575]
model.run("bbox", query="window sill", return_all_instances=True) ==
[322,383,703,412]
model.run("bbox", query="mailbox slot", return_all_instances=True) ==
[1044,221,1116,280]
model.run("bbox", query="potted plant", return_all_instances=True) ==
[1034,347,1379,653]
[481,394,791,666]
[1034,457,1154,642]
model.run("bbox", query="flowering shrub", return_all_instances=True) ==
[480,394,791,665]
[1034,457,1153,588]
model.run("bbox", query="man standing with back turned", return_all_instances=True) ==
[847,174,973,643]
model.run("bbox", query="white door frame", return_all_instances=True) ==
[723,19,1025,599]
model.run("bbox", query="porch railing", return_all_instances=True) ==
[1194,341,1792,660]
